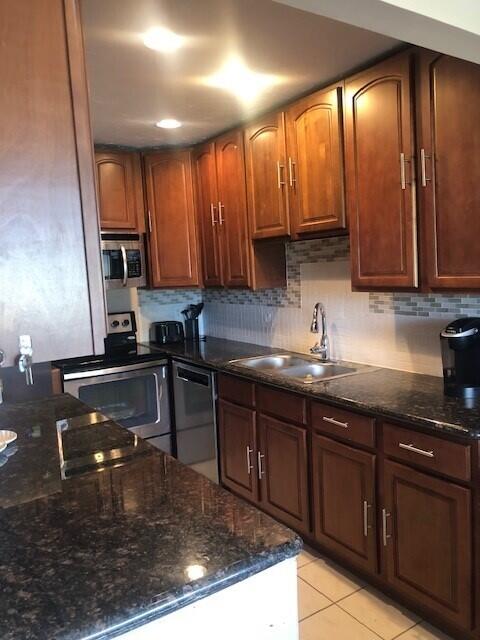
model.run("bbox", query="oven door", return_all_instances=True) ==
[63,362,170,438]
[101,238,146,289]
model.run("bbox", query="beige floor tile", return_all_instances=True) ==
[297,577,332,621]
[297,545,322,569]
[299,604,381,640]
[297,557,365,602]
[338,587,420,639]
[395,622,455,640]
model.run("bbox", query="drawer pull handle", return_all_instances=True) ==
[398,442,434,458]
[323,416,349,429]
[246,446,253,475]
[257,451,265,480]
[363,500,372,538]
[382,508,392,547]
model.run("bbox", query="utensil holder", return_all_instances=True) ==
[184,318,200,342]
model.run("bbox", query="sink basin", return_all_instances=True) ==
[230,354,357,383]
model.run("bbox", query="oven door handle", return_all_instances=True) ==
[120,245,128,287]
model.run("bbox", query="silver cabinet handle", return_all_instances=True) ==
[420,148,431,188]
[398,442,434,458]
[363,500,371,537]
[382,508,391,546]
[400,152,406,190]
[147,209,153,233]
[257,451,265,479]
[120,245,128,287]
[288,157,296,189]
[218,201,225,225]
[246,446,253,475]
[277,161,285,188]
[210,203,218,226]
[323,416,349,429]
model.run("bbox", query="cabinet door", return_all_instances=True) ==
[312,434,377,572]
[95,151,144,231]
[218,399,257,502]
[215,130,251,287]
[285,85,346,236]
[345,50,417,289]
[383,460,472,630]
[144,150,200,287]
[417,51,480,290]
[258,415,309,534]
[192,143,223,286]
[245,112,290,239]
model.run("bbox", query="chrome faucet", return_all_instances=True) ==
[310,302,329,361]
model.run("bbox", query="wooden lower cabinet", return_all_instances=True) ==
[218,399,257,502]
[312,434,377,572]
[383,460,472,631]
[258,415,309,534]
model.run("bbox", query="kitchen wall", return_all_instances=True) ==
[108,236,480,378]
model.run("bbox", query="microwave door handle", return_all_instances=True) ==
[120,245,128,287]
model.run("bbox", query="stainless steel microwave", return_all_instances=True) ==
[101,233,147,289]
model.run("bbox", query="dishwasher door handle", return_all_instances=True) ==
[175,366,211,387]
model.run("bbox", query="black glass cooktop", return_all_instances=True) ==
[53,343,167,375]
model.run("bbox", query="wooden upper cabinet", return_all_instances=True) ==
[95,151,145,232]
[244,112,290,239]
[417,51,480,290]
[258,415,310,534]
[383,460,472,631]
[312,434,377,573]
[215,130,251,287]
[192,143,223,286]
[143,150,200,288]
[345,50,417,289]
[285,85,346,237]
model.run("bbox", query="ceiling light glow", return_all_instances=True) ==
[155,119,182,129]
[203,57,280,102]
[143,27,184,53]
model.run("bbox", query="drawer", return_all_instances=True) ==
[257,385,307,425]
[311,402,375,447]
[383,423,471,482]
[217,374,255,408]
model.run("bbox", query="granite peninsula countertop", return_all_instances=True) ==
[0,395,301,640]
[146,337,480,438]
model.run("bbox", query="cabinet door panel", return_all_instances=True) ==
[286,86,345,236]
[345,51,417,288]
[215,131,251,287]
[192,143,223,286]
[95,151,143,231]
[144,150,200,287]
[218,400,257,502]
[384,460,472,630]
[258,415,309,533]
[418,52,480,289]
[312,435,377,572]
[245,112,290,239]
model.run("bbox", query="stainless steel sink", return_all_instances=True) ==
[230,354,358,383]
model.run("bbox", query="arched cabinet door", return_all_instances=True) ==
[345,50,417,289]
[144,150,200,288]
[215,130,251,287]
[285,85,346,237]
[417,51,480,290]
[244,112,290,239]
[95,151,144,231]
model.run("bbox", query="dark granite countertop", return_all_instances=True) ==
[0,395,301,640]
[146,337,480,439]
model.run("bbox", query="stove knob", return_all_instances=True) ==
[111,320,119,328]
[122,319,130,327]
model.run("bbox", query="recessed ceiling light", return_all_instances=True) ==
[143,27,184,53]
[155,119,182,129]
[203,57,281,102]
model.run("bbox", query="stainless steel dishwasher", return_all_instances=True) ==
[172,360,218,483]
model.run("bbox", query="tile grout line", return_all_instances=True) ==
[335,597,420,640]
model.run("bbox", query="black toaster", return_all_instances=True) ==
[150,321,185,344]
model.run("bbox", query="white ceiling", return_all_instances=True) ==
[81,0,398,147]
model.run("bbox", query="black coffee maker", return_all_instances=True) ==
[441,318,480,398]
